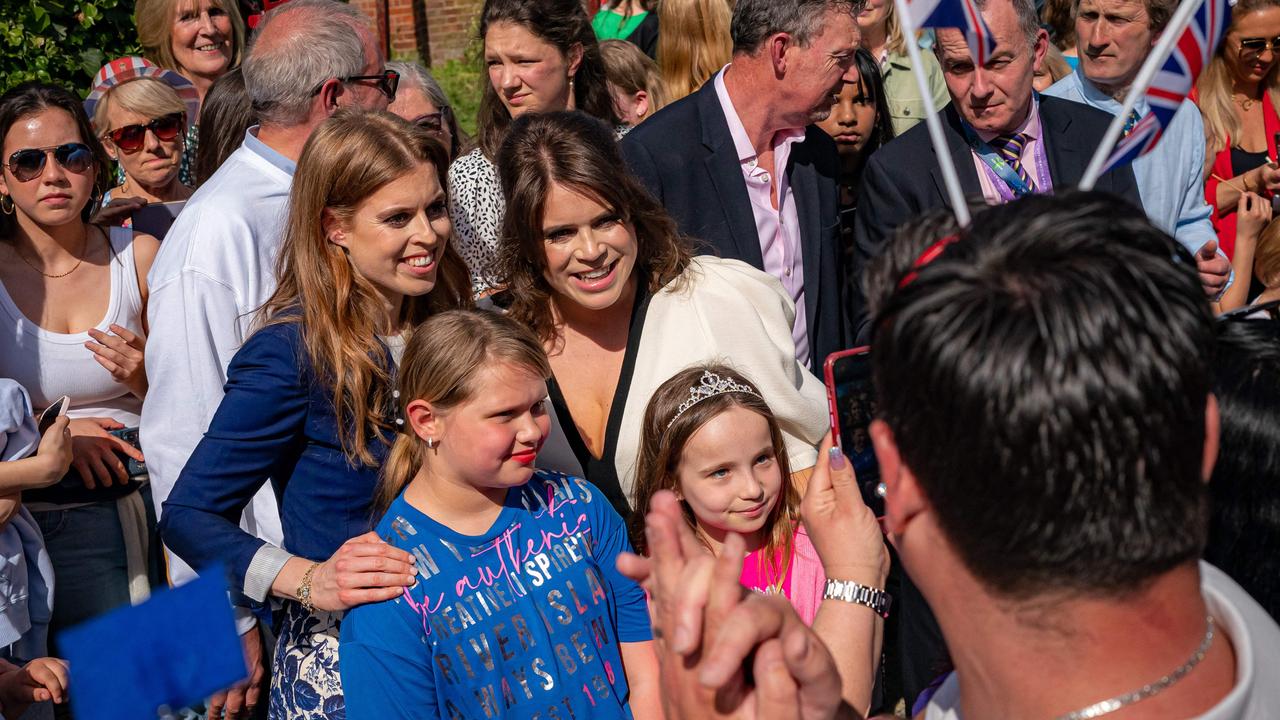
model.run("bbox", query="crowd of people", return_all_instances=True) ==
[0,0,1278,718]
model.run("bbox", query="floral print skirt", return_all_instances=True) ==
[268,602,345,719]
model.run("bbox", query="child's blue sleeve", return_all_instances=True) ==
[590,497,652,644]
[339,596,438,720]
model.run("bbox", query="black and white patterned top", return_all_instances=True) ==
[447,125,631,298]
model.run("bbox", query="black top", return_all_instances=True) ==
[546,280,652,518]
[626,12,659,58]
[1230,146,1271,177]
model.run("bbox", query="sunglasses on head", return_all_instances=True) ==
[4,143,95,183]
[310,69,400,102]
[106,112,186,153]
[1239,35,1280,55]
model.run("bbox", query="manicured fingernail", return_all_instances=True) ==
[828,446,847,470]
[786,629,809,659]
[673,625,692,653]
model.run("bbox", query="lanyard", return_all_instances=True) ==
[960,123,1037,199]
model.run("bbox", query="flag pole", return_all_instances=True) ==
[1079,0,1203,189]
[892,0,971,226]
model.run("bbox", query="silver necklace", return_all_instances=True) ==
[1054,615,1215,720]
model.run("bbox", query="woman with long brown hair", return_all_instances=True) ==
[1196,0,1280,261]
[656,0,732,102]
[496,110,828,517]
[160,109,471,717]
[449,0,619,296]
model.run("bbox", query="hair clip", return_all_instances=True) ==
[897,233,961,289]
[666,370,762,429]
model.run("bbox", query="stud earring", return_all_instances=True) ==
[426,437,437,450]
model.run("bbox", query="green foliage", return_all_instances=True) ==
[0,0,141,95]
[424,17,484,137]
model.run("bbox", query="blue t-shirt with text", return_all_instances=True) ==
[339,470,651,720]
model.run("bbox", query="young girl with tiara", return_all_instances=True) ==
[631,363,889,715]
[339,309,661,720]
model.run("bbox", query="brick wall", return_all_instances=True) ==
[350,0,482,67]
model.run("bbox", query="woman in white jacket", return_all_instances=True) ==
[494,110,828,516]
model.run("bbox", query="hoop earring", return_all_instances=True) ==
[0,194,13,215]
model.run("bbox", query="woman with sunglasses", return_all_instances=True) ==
[387,61,463,163]
[1196,0,1280,269]
[92,75,195,229]
[0,83,162,649]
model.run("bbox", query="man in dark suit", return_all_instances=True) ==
[621,0,863,371]
[852,0,1142,341]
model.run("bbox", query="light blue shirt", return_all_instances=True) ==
[1045,68,1218,257]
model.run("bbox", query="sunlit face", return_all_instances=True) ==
[170,0,234,81]
[0,109,97,228]
[936,0,1048,134]
[782,9,862,125]
[484,21,581,118]
[1224,8,1280,88]
[326,162,450,314]
[676,406,783,547]
[102,103,183,190]
[432,362,551,493]
[388,85,455,160]
[817,74,879,161]
[1076,0,1156,94]
[856,0,891,36]
[540,181,638,314]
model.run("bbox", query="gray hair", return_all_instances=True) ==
[385,61,451,112]
[242,0,371,126]
[976,0,1041,48]
[731,0,863,55]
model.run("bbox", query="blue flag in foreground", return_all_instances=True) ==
[59,565,247,720]
[1100,0,1230,174]
[906,0,995,66]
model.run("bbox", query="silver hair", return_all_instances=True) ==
[977,0,1041,47]
[385,61,451,112]
[242,0,371,126]
[730,0,863,54]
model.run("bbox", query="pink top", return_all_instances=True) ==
[713,67,810,366]
[739,526,825,625]
[971,99,1052,204]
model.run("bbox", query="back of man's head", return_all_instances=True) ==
[242,0,370,127]
[873,192,1214,600]
[730,0,862,55]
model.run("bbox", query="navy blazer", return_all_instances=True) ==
[851,97,1144,342]
[621,78,847,371]
[160,320,390,601]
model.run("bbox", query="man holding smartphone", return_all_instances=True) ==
[1042,0,1233,298]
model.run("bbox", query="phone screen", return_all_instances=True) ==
[823,348,883,516]
[37,396,69,435]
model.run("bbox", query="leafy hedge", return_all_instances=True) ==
[0,0,140,95]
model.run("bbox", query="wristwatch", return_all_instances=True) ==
[823,578,893,618]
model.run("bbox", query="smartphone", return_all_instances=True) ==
[822,347,884,517]
[109,426,147,479]
[131,200,186,240]
[37,396,70,434]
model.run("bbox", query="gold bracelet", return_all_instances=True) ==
[297,562,320,613]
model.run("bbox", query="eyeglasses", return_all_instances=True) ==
[1238,35,1280,57]
[4,143,95,183]
[310,69,400,102]
[413,111,445,132]
[106,112,186,153]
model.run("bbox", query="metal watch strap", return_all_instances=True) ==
[822,578,892,618]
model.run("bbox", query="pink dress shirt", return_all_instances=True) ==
[971,98,1053,204]
[714,68,810,365]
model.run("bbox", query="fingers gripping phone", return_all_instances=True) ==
[37,396,70,434]
[822,347,884,517]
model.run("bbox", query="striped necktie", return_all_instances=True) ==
[1122,110,1142,137]
[992,132,1037,194]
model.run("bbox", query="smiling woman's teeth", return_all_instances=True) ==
[406,254,433,267]
[195,43,221,51]
[579,266,610,280]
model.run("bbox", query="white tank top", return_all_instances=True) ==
[0,226,145,425]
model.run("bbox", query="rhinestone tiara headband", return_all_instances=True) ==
[666,370,762,429]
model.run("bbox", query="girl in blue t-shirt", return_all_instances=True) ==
[340,309,661,720]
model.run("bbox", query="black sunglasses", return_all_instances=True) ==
[4,143,95,183]
[310,69,400,102]
[1239,35,1280,54]
[106,112,186,153]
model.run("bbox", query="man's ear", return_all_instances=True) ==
[870,419,928,538]
[769,32,793,74]
[315,77,343,116]
[1202,393,1220,483]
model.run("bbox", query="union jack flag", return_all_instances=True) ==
[906,0,996,66]
[1100,0,1230,174]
